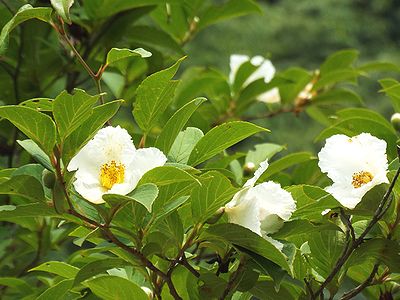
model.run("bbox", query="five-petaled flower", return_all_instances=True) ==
[318,133,389,209]
[229,54,280,104]
[67,126,167,204]
[224,159,296,250]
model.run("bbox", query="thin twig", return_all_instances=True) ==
[219,256,246,300]
[340,264,379,300]
[340,208,356,241]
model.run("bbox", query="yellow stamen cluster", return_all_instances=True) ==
[352,171,373,188]
[100,160,125,189]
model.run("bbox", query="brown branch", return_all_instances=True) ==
[340,264,379,300]
[219,256,246,300]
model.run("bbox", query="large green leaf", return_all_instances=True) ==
[258,152,314,181]
[0,175,44,202]
[84,276,148,300]
[103,183,159,212]
[198,0,261,30]
[133,58,184,133]
[0,106,56,155]
[30,261,79,278]
[138,165,199,186]
[208,223,290,272]
[73,258,128,286]
[191,171,238,222]
[0,4,52,54]
[50,0,74,24]
[320,49,359,75]
[187,121,268,166]
[62,100,122,165]
[53,89,99,141]
[106,47,151,65]
[36,279,73,300]
[0,277,33,294]
[0,203,57,220]
[155,97,207,153]
[168,127,204,164]
[17,139,53,171]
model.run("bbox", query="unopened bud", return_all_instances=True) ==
[42,169,56,188]
[391,113,400,132]
[243,162,256,175]
[206,207,225,224]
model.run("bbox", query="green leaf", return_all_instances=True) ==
[259,152,314,181]
[103,183,159,212]
[84,276,148,300]
[380,79,400,112]
[208,223,290,272]
[320,49,359,75]
[191,171,238,222]
[0,277,33,294]
[245,143,285,167]
[188,121,269,166]
[30,261,79,278]
[62,100,122,165]
[17,139,53,171]
[73,258,128,286]
[50,0,74,24]
[0,175,44,202]
[198,0,261,30]
[286,185,341,219]
[168,127,204,164]
[53,89,99,141]
[0,4,52,54]
[0,106,56,155]
[0,203,57,220]
[312,89,362,106]
[133,58,184,133]
[20,98,53,112]
[36,279,73,300]
[358,61,400,73]
[106,47,151,65]
[139,165,199,186]
[155,97,207,153]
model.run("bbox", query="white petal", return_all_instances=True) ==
[229,54,250,84]
[73,180,106,204]
[225,190,262,236]
[244,57,276,86]
[244,159,269,187]
[257,87,280,104]
[318,133,389,208]
[130,147,167,180]
[247,181,296,221]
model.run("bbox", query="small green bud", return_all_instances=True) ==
[243,162,256,175]
[391,113,400,132]
[42,169,56,188]
[205,207,225,224]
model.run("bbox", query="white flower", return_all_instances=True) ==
[225,159,296,250]
[318,133,389,209]
[67,126,167,204]
[228,54,280,104]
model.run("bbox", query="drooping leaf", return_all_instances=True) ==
[106,47,151,65]
[30,261,79,278]
[36,279,74,300]
[0,106,56,155]
[0,4,52,54]
[17,139,53,171]
[50,0,74,24]
[168,127,204,164]
[187,121,269,166]
[103,183,159,212]
[208,223,290,272]
[84,276,148,300]
[0,175,44,202]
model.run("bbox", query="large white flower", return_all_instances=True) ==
[67,126,167,204]
[229,54,280,104]
[225,160,296,249]
[318,133,389,209]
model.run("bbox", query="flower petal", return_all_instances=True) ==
[257,87,280,104]
[130,147,167,180]
[73,180,105,204]
[229,54,250,84]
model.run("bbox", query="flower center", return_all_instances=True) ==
[100,160,125,189]
[351,171,373,188]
